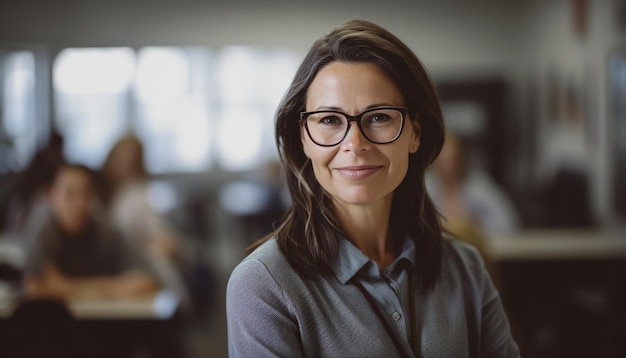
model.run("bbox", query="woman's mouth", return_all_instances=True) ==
[334,165,383,179]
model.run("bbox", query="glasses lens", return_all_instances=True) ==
[305,112,348,146]
[360,109,404,143]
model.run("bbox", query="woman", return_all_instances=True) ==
[426,132,520,237]
[100,134,192,311]
[101,134,182,261]
[226,19,520,357]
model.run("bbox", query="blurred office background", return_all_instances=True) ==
[0,0,625,357]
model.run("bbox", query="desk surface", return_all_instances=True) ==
[0,236,24,267]
[1,234,180,320]
[0,288,179,320]
[485,229,626,261]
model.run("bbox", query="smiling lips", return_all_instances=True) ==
[334,165,383,179]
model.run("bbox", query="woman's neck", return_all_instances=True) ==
[334,198,395,268]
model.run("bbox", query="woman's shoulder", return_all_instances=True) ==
[444,234,481,255]
[228,238,298,290]
[440,235,487,279]
[240,238,288,271]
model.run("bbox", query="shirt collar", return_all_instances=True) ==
[383,238,415,280]
[330,235,416,285]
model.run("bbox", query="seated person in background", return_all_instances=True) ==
[23,164,160,300]
[100,134,191,310]
[0,131,66,242]
[101,134,183,261]
[426,132,520,239]
[426,132,521,288]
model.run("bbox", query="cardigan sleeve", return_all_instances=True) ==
[479,262,521,358]
[226,257,304,358]
[448,239,521,358]
[454,239,521,358]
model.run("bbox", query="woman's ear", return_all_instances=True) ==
[409,119,421,154]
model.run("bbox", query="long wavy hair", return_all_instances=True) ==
[250,19,446,290]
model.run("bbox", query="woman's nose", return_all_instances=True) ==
[341,122,371,152]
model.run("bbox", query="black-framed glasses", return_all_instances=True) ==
[300,106,408,147]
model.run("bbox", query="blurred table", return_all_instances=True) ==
[0,233,189,357]
[485,228,626,358]
[485,228,626,261]
[0,233,24,267]
[0,289,179,318]
[1,233,179,320]
[0,287,186,358]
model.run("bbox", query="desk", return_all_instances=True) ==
[485,229,626,261]
[0,233,180,320]
[485,229,626,357]
[0,234,24,268]
[68,289,179,319]
[0,288,179,319]
[0,234,188,357]
[0,290,185,358]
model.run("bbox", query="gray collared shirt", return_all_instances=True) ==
[227,236,520,358]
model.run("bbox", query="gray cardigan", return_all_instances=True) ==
[226,236,520,358]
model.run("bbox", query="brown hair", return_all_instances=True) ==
[52,163,99,192]
[100,134,146,206]
[251,19,446,290]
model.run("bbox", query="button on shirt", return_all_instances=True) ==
[227,236,520,358]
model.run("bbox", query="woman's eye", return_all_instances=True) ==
[366,113,391,124]
[320,116,342,125]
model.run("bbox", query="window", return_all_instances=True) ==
[0,46,47,173]
[52,46,300,173]
[133,47,213,173]
[216,46,299,170]
[54,48,134,170]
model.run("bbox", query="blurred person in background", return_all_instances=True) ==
[23,163,159,300]
[100,133,191,311]
[0,131,66,240]
[227,19,520,357]
[425,132,522,307]
[101,134,182,261]
[426,131,520,240]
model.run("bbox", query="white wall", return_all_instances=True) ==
[0,0,525,72]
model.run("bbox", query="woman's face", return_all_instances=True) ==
[107,139,142,185]
[301,61,420,208]
[48,167,96,234]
